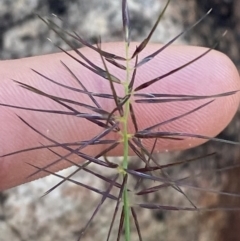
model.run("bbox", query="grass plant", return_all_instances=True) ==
[1,0,240,240]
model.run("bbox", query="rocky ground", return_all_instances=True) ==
[0,0,240,241]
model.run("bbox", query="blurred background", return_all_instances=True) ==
[0,0,240,241]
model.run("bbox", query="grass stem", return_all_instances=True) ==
[122,41,131,241]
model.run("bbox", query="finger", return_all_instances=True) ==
[0,42,239,190]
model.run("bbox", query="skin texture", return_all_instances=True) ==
[0,42,239,190]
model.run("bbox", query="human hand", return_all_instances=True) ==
[0,42,239,190]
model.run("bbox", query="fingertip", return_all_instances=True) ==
[0,42,239,190]
[131,44,240,151]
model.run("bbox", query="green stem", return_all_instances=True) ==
[122,42,131,241]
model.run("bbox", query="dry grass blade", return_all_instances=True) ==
[131,137,173,169]
[49,14,125,60]
[38,15,122,84]
[32,64,116,103]
[83,169,121,188]
[40,141,120,197]
[48,41,122,83]
[136,157,240,196]
[74,31,126,60]
[39,147,121,195]
[66,30,123,61]
[60,62,102,108]
[15,81,118,130]
[26,162,117,200]
[106,94,131,126]
[135,131,240,145]
[122,0,130,45]
[0,102,76,116]
[95,142,120,159]
[31,68,89,96]
[40,156,91,196]
[138,203,240,212]
[61,61,120,128]
[128,54,138,91]
[131,207,143,241]
[86,93,115,99]
[129,103,138,133]
[29,141,118,179]
[130,138,193,207]
[76,113,110,121]
[136,137,158,181]
[97,42,123,116]
[27,147,112,180]
[142,100,214,132]
[131,138,197,208]
[105,58,127,70]
[13,80,110,116]
[106,175,127,241]
[125,169,170,183]
[26,111,117,150]
[136,183,179,195]
[134,8,212,67]
[138,203,197,211]
[131,0,170,59]
[23,119,118,178]
[0,139,116,158]
[128,140,147,164]
[135,91,239,103]
[133,137,158,190]
[135,152,215,173]
[136,158,220,195]
[117,208,124,241]
[172,160,240,185]
[134,32,227,92]
[128,169,240,197]
[134,91,238,98]
[77,174,119,241]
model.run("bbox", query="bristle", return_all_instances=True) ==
[131,207,143,241]
[134,32,229,92]
[27,162,117,200]
[122,0,131,46]
[96,42,123,116]
[106,175,127,241]
[134,7,212,68]
[77,174,119,241]
[116,208,124,241]
[142,100,214,132]
[105,58,127,70]
[131,0,170,59]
